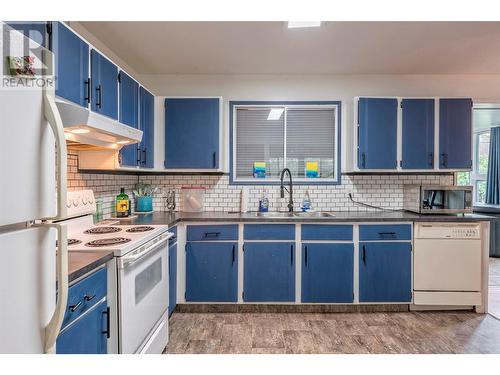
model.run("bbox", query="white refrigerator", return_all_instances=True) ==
[0,23,69,353]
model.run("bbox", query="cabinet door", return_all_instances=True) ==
[164,98,220,169]
[119,71,139,167]
[51,22,90,107]
[56,301,108,354]
[301,243,354,303]
[168,243,177,316]
[358,98,398,169]
[359,242,412,303]
[401,98,435,169]
[140,87,155,168]
[439,98,473,169]
[185,242,238,302]
[243,242,295,302]
[91,50,118,120]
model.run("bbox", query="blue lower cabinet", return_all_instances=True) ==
[186,242,238,302]
[301,243,354,303]
[359,242,412,303]
[168,242,177,315]
[243,242,295,302]
[56,301,108,354]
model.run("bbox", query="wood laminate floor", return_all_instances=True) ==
[165,311,500,354]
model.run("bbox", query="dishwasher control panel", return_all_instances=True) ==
[415,223,481,239]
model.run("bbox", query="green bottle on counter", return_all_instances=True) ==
[116,188,129,218]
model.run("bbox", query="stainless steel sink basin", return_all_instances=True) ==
[293,212,335,217]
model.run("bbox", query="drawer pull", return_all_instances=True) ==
[69,301,82,312]
[84,294,96,302]
[204,232,221,238]
[378,232,396,239]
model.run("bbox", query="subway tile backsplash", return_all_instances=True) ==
[67,153,454,218]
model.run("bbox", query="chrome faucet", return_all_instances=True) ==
[280,168,294,212]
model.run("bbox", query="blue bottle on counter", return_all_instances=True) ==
[258,190,269,212]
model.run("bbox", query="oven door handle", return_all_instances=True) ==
[118,232,173,269]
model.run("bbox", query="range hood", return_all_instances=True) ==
[56,98,143,150]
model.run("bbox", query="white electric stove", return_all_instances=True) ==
[65,190,171,354]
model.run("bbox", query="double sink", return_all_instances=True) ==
[250,211,335,218]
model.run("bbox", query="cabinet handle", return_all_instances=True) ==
[440,152,448,168]
[136,147,142,165]
[378,232,396,239]
[361,152,366,168]
[102,307,110,339]
[142,148,147,166]
[232,245,235,264]
[362,245,366,265]
[212,152,217,168]
[96,84,102,108]
[428,152,434,168]
[290,244,294,266]
[84,294,96,302]
[304,245,308,267]
[84,78,91,104]
[204,232,220,238]
[69,301,82,312]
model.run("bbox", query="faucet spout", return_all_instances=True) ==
[279,168,294,212]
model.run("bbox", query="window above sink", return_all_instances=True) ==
[229,101,341,185]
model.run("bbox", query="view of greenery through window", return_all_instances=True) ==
[457,131,490,204]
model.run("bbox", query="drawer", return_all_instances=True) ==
[187,224,238,241]
[169,226,177,246]
[359,224,412,241]
[244,224,295,241]
[62,267,107,329]
[301,224,353,241]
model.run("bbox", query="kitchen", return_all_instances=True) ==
[1,3,500,371]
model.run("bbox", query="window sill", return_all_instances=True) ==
[473,203,500,214]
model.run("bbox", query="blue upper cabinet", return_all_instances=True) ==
[91,49,118,120]
[357,98,398,169]
[140,87,155,168]
[301,243,354,303]
[6,21,47,47]
[185,242,238,302]
[164,98,220,169]
[243,242,295,302]
[439,98,473,169]
[401,99,435,169]
[359,242,412,303]
[50,22,90,107]
[119,71,139,167]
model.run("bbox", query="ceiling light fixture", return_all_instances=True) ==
[287,21,322,29]
[267,108,284,120]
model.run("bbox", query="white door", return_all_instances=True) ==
[118,243,168,354]
[0,226,56,353]
[0,23,56,226]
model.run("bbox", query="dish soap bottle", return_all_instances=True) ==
[258,189,269,212]
[301,190,312,212]
[116,188,129,218]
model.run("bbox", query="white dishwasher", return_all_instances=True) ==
[413,222,482,307]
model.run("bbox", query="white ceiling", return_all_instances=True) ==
[79,21,500,75]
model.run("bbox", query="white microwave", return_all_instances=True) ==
[403,185,473,214]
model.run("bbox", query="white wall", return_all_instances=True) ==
[139,73,500,171]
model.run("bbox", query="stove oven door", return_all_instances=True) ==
[117,238,169,353]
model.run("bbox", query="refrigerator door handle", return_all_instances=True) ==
[42,50,68,220]
[34,222,69,354]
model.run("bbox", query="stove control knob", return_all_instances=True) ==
[83,195,89,205]
[66,198,71,208]
[73,198,79,207]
